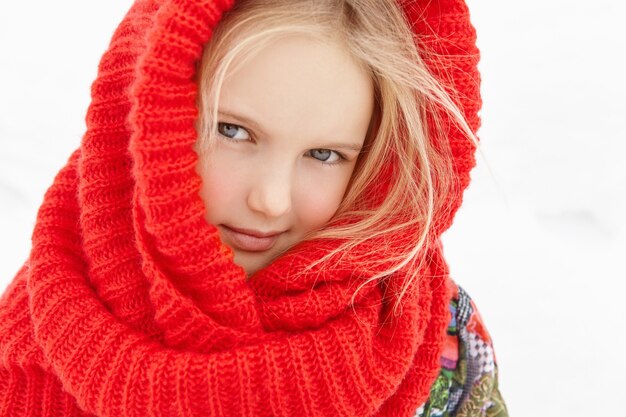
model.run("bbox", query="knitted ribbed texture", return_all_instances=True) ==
[0,0,481,416]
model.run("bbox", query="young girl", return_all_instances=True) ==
[0,0,506,416]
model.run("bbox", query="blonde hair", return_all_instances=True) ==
[196,0,478,310]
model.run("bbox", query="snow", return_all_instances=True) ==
[1,1,625,415]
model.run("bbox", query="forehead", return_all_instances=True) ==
[218,35,374,145]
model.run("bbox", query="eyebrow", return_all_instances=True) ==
[217,109,364,152]
[218,110,267,137]
[320,143,363,152]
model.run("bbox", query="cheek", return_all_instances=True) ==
[293,169,352,230]
[197,157,242,224]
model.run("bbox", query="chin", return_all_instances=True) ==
[234,251,271,277]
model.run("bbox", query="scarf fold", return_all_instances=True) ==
[0,1,481,416]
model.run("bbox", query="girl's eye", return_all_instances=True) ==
[217,122,251,141]
[308,149,343,164]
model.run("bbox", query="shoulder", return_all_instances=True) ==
[415,283,508,417]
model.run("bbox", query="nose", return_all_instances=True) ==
[246,163,292,219]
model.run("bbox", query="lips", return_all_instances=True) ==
[220,225,283,252]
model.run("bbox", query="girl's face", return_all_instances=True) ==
[198,35,374,275]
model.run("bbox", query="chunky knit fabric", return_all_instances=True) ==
[0,0,482,416]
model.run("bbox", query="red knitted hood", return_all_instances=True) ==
[0,1,480,416]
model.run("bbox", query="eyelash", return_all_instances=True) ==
[306,149,345,165]
[217,122,252,142]
[216,121,347,165]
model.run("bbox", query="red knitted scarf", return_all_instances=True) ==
[0,1,480,416]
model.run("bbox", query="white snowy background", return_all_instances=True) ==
[1,1,625,416]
